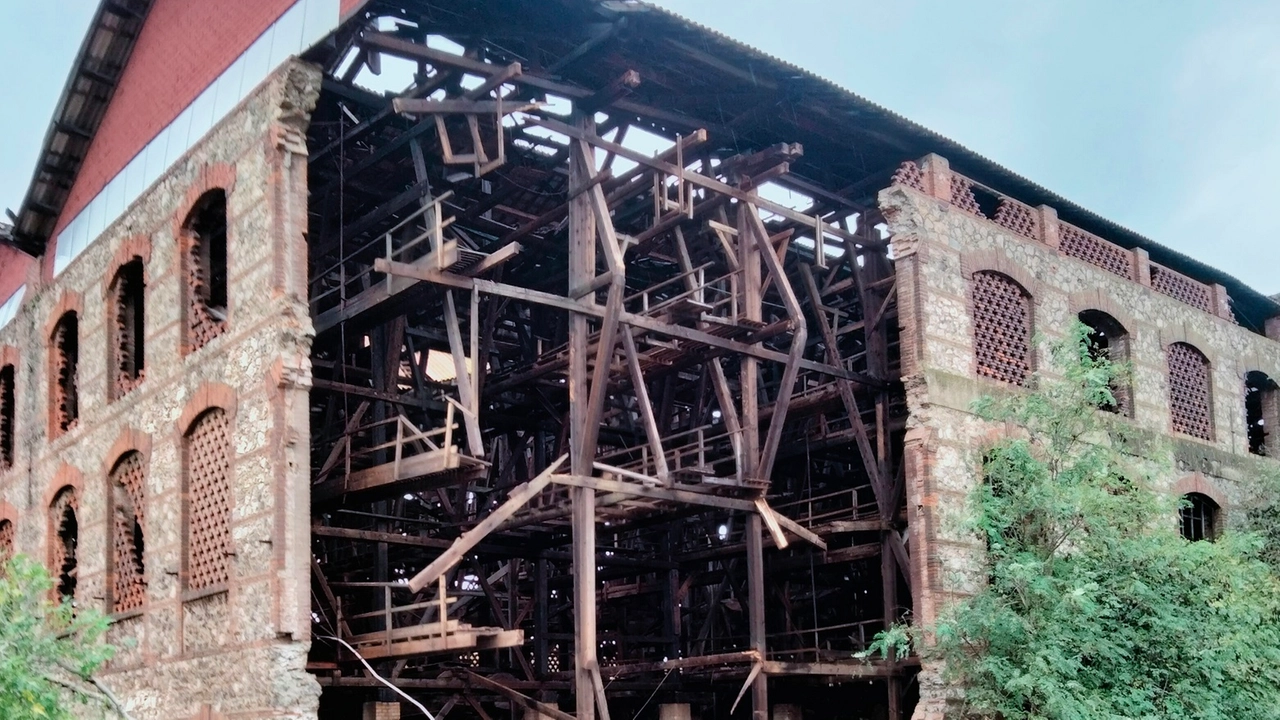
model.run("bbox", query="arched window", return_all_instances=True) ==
[184,408,232,591]
[1167,343,1212,441]
[49,487,78,600]
[1078,310,1131,415]
[109,258,146,399]
[972,271,1032,386]
[0,518,14,564]
[50,312,79,437]
[1245,371,1277,457]
[182,190,228,352]
[1179,492,1218,542]
[109,452,147,613]
[0,363,14,470]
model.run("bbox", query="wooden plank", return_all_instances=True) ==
[313,447,462,501]
[406,455,567,592]
[553,473,754,512]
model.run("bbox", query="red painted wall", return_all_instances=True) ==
[0,248,33,305]
[55,0,299,236]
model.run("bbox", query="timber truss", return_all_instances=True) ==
[305,2,912,718]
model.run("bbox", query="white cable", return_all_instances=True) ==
[319,635,435,719]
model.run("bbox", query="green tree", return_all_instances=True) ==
[866,323,1280,719]
[0,555,124,719]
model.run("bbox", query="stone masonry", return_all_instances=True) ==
[882,155,1280,720]
[0,60,322,720]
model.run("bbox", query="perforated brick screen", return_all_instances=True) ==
[891,161,925,192]
[972,271,1031,386]
[1167,342,1212,440]
[49,487,78,599]
[1151,266,1213,315]
[50,314,79,435]
[0,364,13,470]
[186,409,232,590]
[0,519,13,563]
[993,198,1038,239]
[111,452,147,613]
[950,176,983,216]
[1060,224,1134,280]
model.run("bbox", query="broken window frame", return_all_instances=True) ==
[49,312,80,438]
[182,189,229,353]
[108,451,147,615]
[1245,371,1278,457]
[49,486,78,600]
[0,363,14,470]
[108,258,146,400]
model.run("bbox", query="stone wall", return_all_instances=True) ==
[0,59,322,720]
[881,158,1280,719]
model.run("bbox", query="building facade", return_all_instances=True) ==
[1,2,1277,720]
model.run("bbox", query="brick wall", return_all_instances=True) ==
[0,60,321,720]
[880,168,1280,720]
[55,0,300,239]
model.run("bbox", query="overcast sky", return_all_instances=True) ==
[2,1,1277,294]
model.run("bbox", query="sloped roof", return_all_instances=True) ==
[7,0,152,256]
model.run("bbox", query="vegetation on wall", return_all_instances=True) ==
[0,556,123,720]
[866,323,1280,719]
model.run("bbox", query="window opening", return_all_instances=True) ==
[1078,310,1130,415]
[50,313,79,436]
[1179,492,1218,542]
[111,259,145,398]
[110,452,147,613]
[0,364,13,469]
[1245,371,1277,457]
[184,190,228,351]
[1167,343,1212,441]
[972,271,1032,386]
[185,408,232,590]
[50,487,78,599]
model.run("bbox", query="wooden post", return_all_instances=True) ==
[568,110,599,720]
[746,514,768,720]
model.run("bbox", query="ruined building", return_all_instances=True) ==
[1,1,1277,719]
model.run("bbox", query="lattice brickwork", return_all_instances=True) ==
[186,409,232,590]
[49,487,78,599]
[50,315,79,435]
[1060,224,1134,280]
[992,198,1039,239]
[972,272,1031,386]
[187,240,227,352]
[112,266,144,398]
[950,175,983,216]
[0,365,13,470]
[0,519,13,564]
[891,161,926,192]
[111,452,147,613]
[1168,342,1212,440]
[1151,265,1213,314]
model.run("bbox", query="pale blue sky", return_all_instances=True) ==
[2,1,1277,293]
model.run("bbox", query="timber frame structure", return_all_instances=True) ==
[305,2,911,717]
[6,1,1280,719]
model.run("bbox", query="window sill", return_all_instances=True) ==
[109,608,145,624]
[181,585,229,604]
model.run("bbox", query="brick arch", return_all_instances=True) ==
[171,163,238,239]
[1067,289,1138,338]
[1172,472,1229,513]
[104,427,153,478]
[102,235,154,298]
[0,345,17,369]
[43,464,84,512]
[1158,325,1215,355]
[178,382,237,435]
[42,290,84,341]
[959,249,1044,301]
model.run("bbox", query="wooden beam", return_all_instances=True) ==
[406,455,567,592]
